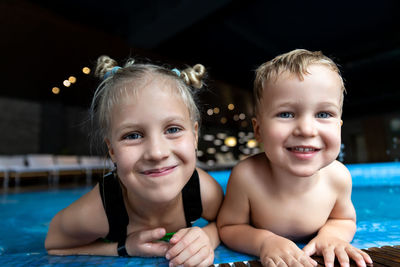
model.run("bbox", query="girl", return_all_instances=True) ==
[45,55,223,267]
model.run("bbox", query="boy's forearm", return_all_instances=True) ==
[219,224,275,256]
[202,222,220,249]
[47,239,119,256]
[317,218,357,242]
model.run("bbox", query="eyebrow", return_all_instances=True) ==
[114,116,187,132]
[271,101,341,110]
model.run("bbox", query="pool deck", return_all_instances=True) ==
[212,245,400,266]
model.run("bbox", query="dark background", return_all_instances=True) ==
[1,0,400,163]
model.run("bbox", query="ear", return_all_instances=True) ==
[340,120,343,126]
[105,138,116,163]
[193,122,199,149]
[252,117,262,143]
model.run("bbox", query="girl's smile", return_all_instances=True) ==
[106,78,198,203]
[140,165,178,177]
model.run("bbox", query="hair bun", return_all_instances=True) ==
[94,55,118,78]
[181,64,206,89]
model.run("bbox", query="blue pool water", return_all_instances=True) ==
[0,163,400,266]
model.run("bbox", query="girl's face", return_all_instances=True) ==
[253,65,342,177]
[106,78,198,203]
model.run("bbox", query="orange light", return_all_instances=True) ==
[82,67,91,74]
[52,87,60,94]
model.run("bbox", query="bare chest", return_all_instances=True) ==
[250,189,336,240]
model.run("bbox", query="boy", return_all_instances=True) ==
[217,49,373,267]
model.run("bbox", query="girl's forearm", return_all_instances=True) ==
[47,239,118,256]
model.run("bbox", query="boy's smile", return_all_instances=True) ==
[286,145,321,160]
[253,64,343,177]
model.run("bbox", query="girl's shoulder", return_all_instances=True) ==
[196,167,223,194]
[196,167,224,220]
[61,183,109,237]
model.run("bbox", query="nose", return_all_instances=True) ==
[143,134,170,161]
[293,116,318,137]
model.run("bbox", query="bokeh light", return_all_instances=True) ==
[82,67,91,74]
[52,87,60,94]
[224,136,237,147]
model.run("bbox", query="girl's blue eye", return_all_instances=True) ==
[124,132,142,140]
[316,112,331,118]
[278,112,294,118]
[166,127,181,134]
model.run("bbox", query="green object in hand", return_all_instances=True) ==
[158,232,175,242]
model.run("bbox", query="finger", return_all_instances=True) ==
[166,228,201,259]
[196,253,214,267]
[262,257,276,267]
[167,235,205,264]
[345,247,367,267]
[276,259,288,267]
[360,250,373,265]
[334,246,350,267]
[168,228,189,245]
[309,257,318,267]
[303,242,316,256]
[140,242,170,257]
[282,254,302,267]
[172,246,213,267]
[298,254,317,267]
[322,247,336,267]
[270,256,288,267]
[138,228,166,243]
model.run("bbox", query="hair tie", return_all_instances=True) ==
[103,66,122,80]
[171,68,181,77]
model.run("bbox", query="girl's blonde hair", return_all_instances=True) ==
[90,55,206,155]
[253,49,345,115]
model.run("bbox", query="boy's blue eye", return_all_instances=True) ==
[166,127,181,134]
[124,132,142,140]
[316,112,331,118]
[278,112,294,118]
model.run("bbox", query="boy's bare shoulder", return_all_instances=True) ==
[230,153,269,183]
[323,160,352,189]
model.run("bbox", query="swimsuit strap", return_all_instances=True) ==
[98,169,202,242]
[98,171,129,242]
[182,169,203,227]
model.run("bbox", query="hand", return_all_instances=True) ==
[303,236,373,267]
[125,227,170,257]
[165,226,214,267]
[260,235,317,267]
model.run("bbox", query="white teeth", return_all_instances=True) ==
[292,147,315,152]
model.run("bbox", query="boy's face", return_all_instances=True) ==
[252,64,343,177]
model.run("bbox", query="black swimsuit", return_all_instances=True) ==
[98,170,203,243]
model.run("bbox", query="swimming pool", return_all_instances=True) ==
[0,163,399,266]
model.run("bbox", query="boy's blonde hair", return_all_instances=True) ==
[253,49,345,115]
